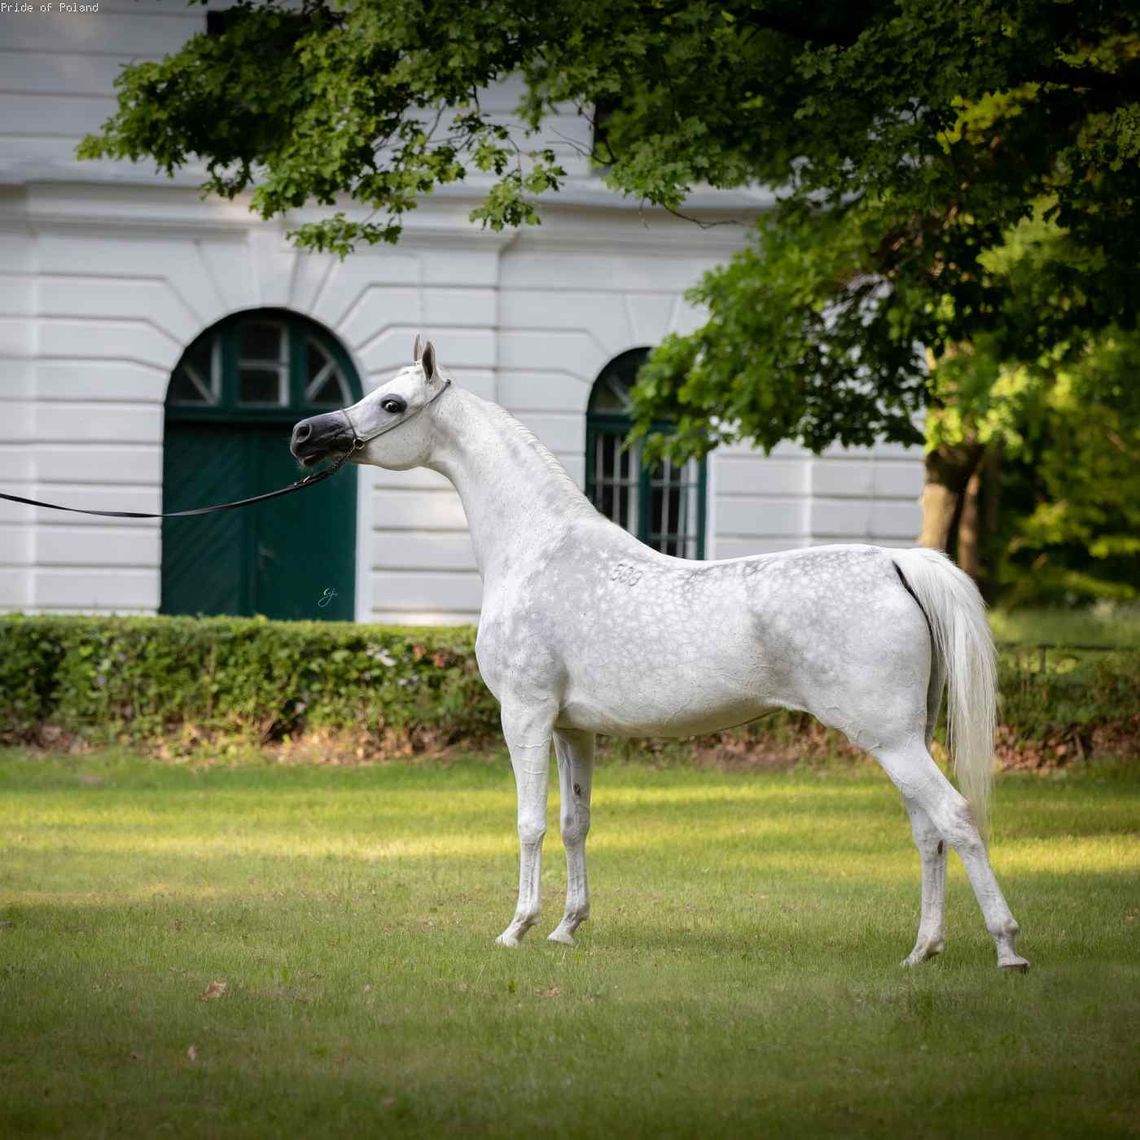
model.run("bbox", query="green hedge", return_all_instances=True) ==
[0,615,1137,755]
[995,645,1140,737]
[0,614,499,749]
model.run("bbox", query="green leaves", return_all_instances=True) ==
[632,201,930,458]
[79,2,318,197]
[80,0,565,251]
[468,150,566,231]
[77,1,1140,590]
[80,1,1140,345]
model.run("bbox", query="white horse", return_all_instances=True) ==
[291,339,1028,971]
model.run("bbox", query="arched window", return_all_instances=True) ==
[586,348,707,559]
[166,310,357,413]
[161,310,362,621]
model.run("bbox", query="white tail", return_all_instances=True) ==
[891,547,998,834]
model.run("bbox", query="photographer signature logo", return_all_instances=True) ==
[317,587,339,609]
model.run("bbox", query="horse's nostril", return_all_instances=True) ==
[294,422,312,443]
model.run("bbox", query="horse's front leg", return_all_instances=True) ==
[495,703,554,948]
[548,728,595,946]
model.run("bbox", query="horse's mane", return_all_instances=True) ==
[480,397,596,517]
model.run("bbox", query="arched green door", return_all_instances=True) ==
[161,310,361,621]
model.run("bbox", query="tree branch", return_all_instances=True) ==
[732,7,865,48]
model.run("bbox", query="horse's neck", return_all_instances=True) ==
[426,388,595,579]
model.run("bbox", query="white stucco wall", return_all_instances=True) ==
[0,0,924,625]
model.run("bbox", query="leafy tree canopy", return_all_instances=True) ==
[80,0,1140,461]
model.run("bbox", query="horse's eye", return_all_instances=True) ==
[381,397,406,415]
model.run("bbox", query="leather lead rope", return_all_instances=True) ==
[0,378,450,521]
[0,448,353,520]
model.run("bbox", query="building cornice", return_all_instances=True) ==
[0,178,767,254]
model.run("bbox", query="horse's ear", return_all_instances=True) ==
[421,340,437,381]
[412,333,423,362]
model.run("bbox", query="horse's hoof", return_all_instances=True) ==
[901,940,943,967]
[999,956,1030,973]
[495,932,521,949]
[547,928,575,946]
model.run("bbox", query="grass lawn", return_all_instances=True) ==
[989,604,1140,648]
[0,749,1137,1138]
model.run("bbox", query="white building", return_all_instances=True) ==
[0,1,923,626]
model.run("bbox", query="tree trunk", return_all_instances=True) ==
[976,445,1002,602]
[917,443,983,554]
[957,466,982,579]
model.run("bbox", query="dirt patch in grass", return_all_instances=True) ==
[13,713,1139,773]
[13,721,498,768]
[995,715,1140,771]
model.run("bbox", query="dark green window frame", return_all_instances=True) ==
[166,309,362,424]
[585,348,707,559]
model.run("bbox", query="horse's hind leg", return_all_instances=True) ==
[876,742,1029,971]
[900,666,950,966]
[901,800,947,966]
[548,728,595,946]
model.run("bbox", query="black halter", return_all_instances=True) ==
[339,377,451,449]
[0,379,451,520]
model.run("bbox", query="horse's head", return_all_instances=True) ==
[290,336,450,471]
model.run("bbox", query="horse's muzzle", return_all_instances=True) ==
[291,413,353,467]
